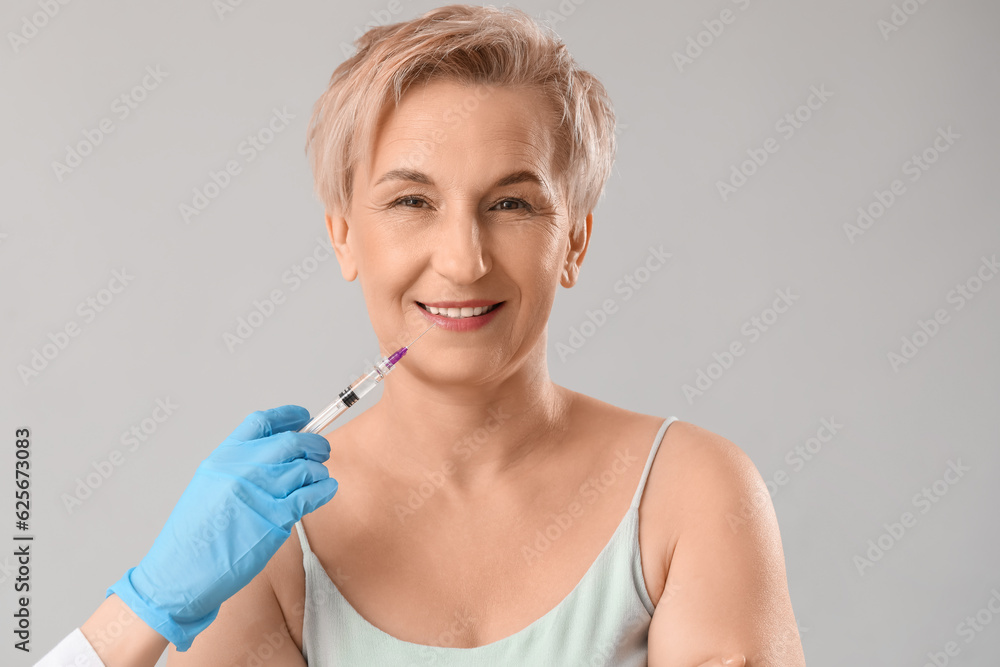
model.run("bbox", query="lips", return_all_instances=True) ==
[417,301,502,318]
[416,300,504,331]
[417,300,501,309]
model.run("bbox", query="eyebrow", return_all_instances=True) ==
[373,168,549,192]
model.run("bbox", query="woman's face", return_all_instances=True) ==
[327,79,589,385]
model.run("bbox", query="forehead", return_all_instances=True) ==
[364,80,558,187]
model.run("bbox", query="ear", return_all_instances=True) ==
[325,211,358,281]
[560,211,593,288]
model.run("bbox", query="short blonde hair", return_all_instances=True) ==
[304,3,617,238]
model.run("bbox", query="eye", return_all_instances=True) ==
[390,196,535,212]
[493,198,533,212]
[392,196,429,209]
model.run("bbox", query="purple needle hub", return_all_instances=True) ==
[387,347,408,367]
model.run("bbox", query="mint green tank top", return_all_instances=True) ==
[293,416,678,666]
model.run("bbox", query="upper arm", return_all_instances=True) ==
[166,564,305,666]
[647,424,806,667]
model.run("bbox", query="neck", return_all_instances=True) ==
[365,342,574,491]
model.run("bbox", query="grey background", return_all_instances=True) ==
[2,0,998,664]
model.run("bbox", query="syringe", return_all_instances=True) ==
[298,323,435,435]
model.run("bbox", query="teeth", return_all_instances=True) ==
[425,303,498,318]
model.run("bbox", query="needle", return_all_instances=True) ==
[404,323,436,349]
[386,322,436,366]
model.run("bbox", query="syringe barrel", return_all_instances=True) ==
[298,357,394,434]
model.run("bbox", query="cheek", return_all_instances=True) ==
[355,223,411,273]
[495,224,563,265]
[519,239,564,278]
[505,252,562,303]
[363,242,424,301]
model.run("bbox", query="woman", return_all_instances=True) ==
[169,4,805,665]
[36,410,747,667]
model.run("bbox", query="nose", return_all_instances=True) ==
[430,208,491,286]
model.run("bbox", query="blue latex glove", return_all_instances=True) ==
[106,405,338,651]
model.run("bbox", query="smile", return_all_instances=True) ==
[415,301,505,331]
[416,302,502,319]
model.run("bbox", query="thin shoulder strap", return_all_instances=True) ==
[630,416,678,510]
[294,518,314,556]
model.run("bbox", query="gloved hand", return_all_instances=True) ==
[106,405,338,651]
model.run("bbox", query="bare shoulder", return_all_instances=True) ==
[559,393,759,528]
[640,419,807,666]
[564,390,673,442]
[645,418,784,578]
[654,420,766,513]
[568,396,755,497]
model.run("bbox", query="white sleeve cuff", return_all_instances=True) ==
[33,627,107,667]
